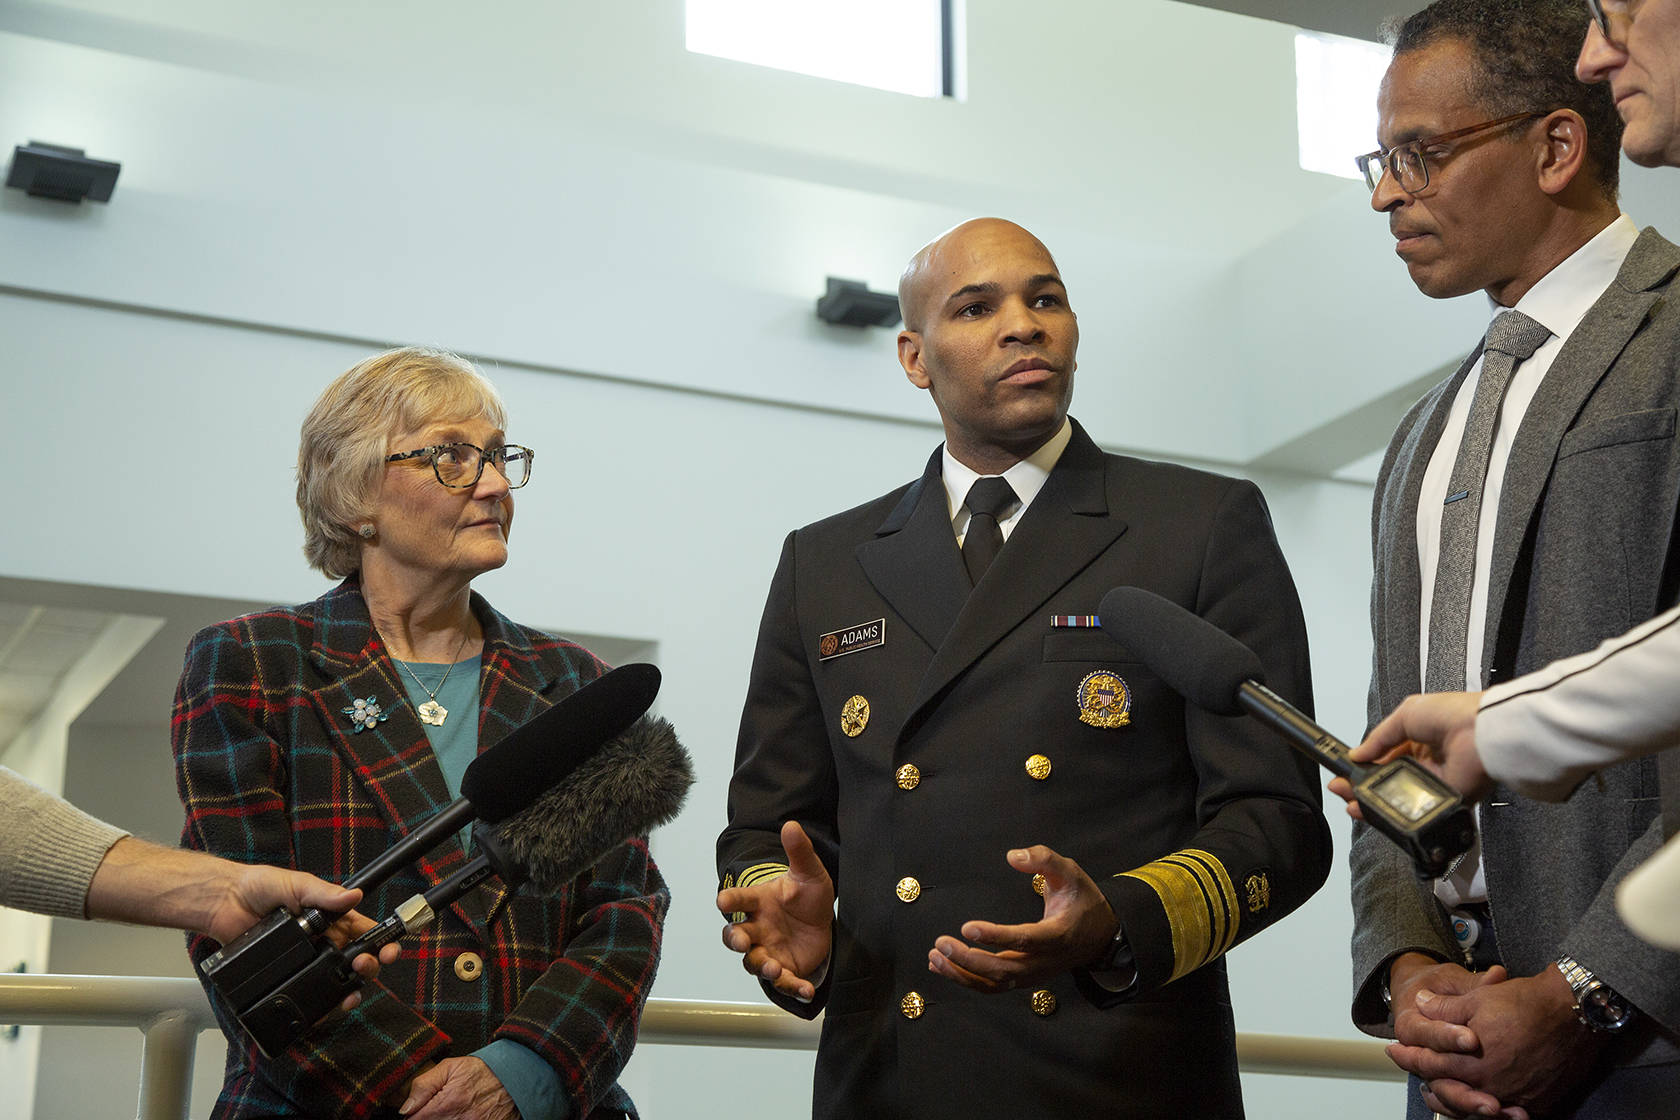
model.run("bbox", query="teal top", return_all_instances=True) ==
[394,654,569,1120]
[393,655,482,833]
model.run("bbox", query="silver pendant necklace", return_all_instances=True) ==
[394,630,472,727]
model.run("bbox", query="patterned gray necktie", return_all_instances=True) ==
[961,476,1018,586]
[1425,309,1552,692]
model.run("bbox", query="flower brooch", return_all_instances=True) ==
[341,696,390,732]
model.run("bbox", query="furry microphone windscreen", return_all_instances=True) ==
[494,715,694,893]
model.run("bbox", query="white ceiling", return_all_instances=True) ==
[0,601,115,749]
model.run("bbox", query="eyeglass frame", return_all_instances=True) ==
[384,441,535,489]
[1355,111,1552,193]
[1586,0,1640,44]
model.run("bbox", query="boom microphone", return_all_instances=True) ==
[1096,586,1474,878]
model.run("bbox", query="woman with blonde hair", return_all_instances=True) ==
[175,346,666,1120]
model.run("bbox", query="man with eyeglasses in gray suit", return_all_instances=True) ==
[1333,8,1680,1116]
[1347,1,1680,1117]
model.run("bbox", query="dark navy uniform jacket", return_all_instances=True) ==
[719,419,1332,1119]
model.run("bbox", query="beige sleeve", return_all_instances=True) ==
[1,766,129,919]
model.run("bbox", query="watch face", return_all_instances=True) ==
[1582,986,1633,1031]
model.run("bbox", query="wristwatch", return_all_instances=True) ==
[1097,923,1134,974]
[1555,954,1636,1032]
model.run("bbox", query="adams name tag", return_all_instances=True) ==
[818,618,886,661]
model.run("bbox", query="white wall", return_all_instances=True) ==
[0,0,1400,473]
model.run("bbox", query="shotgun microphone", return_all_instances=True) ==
[202,663,662,1026]
[1095,586,1474,878]
[346,714,693,952]
[231,712,694,1057]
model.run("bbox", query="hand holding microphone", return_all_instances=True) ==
[1096,587,1474,878]
[205,663,692,1056]
[341,714,695,962]
[1342,691,1492,809]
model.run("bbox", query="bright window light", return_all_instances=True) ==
[1296,30,1391,180]
[686,0,948,99]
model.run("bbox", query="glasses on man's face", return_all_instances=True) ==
[385,442,534,489]
[1355,111,1549,193]
[1586,0,1640,44]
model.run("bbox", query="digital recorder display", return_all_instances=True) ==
[1369,767,1449,823]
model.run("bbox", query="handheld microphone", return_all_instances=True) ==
[202,663,662,1025]
[230,712,694,1057]
[232,820,529,1058]
[1095,586,1474,879]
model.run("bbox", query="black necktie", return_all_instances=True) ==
[962,476,1018,586]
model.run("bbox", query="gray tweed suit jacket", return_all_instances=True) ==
[1350,227,1680,1071]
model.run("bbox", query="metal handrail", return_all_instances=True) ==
[0,973,219,1120]
[0,975,1402,1119]
[639,996,1403,1081]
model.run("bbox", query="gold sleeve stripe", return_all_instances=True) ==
[1166,849,1240,960]
[1119,848,1241,983]
[737,862,790,889]
[722,863,791,923]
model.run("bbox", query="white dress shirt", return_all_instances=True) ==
[941,418,1073,545]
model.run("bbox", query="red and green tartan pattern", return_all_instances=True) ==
[173,581,667,1119]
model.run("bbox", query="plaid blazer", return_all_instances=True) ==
[173,580,667,1119]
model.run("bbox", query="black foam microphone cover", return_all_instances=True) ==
[1096,586,1264,716]
[462,662,662,823]
[495,715,694,893]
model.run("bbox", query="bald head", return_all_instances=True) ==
[894,216,1077,474]
[898,218,1061,333]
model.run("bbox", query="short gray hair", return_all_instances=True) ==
[296,346,507,579]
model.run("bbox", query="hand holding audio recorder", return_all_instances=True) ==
[1097,587,1474,879]
[200,664,692,1056]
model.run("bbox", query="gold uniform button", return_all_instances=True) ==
[1025,754,1052,780]
[896,877,921,903]
[901,991,925,1019]
[1031,873,1047,896]
[840,695,870,737]
[454,952,484,982]
[1031,989,1057,1016]
[895,763,921,790]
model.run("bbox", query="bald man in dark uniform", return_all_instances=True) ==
[716,218,1332,1118]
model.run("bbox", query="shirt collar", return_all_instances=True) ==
[940,417,1073,525]
[1492,214,1639,340]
